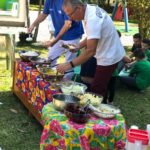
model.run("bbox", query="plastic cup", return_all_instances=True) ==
[134,140,142,150]
[130,125,139,129]
[147,124,150,138]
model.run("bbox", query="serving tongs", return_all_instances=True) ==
[70,74,78,90]
[79,99,91,114]
[26,33,33,42]
[54,71,59,82]
[47,56,60,64]
[88,104,100,113]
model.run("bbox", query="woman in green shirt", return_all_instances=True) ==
[120,49,150,91]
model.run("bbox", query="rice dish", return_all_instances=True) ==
[62,85,85,94]
[78,93,102,106]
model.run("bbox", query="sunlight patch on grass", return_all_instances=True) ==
[29,5,44,11]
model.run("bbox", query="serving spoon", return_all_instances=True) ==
[26,33,33,42]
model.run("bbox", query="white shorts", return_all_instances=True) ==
[48,15,55,32]
[48,38,80,79]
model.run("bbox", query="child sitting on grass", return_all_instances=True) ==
[141,38,150,61]
[120,49,150,92]
[131,33,142,53]
[126,38,150,69]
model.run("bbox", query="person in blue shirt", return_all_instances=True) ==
[28,0,84,79]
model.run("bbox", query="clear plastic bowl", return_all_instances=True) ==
[61,81,87,95]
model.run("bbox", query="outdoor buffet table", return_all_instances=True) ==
[40,103,127,150]
[12,59,60,124]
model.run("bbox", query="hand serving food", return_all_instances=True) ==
[42,40,55,48]
[61,43,79,53]
[57,62,72,74]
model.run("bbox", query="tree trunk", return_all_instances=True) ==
[33,0,43,42]
[107,0,110,6]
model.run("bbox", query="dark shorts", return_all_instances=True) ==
[80,57,96,77]
[91,63,118,97]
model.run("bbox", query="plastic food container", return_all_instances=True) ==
[19,50,39,62]
[36,65,64,80]
[91,104,121,119]
[127,129,149,150]
[61,81,87,95]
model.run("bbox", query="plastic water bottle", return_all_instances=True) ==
[130,125,139,129]
[134,140,142,150]
[126,125,138,149]
[147,124,150,137]
[147,124,150,150]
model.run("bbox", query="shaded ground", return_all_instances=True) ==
[0,91,42,150]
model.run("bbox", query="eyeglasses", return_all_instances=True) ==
[67,7,78,18]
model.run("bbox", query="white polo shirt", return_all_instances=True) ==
[84,4,125,66]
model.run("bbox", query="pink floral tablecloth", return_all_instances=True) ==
[16,62,59,113]
[40,103,127,150]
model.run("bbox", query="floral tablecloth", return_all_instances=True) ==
[40,103,127,150]
[16,62,59,113]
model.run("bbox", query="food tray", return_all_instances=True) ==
[29,57,52,65]
[36,65,64,80]
[77,92,103,107]
[90,104,121,119]
[60,81,87,95]
[19,50,39,62]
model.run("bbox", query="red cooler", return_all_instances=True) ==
[127,129,149,150]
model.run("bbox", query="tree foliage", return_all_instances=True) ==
[128,0,150,38]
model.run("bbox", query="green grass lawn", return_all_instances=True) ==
[114,21,139,36]
[0,91,42,150]
[29,5,43,11]
[0,62,42,149]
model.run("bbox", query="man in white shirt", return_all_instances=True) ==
[57,0,125,98]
